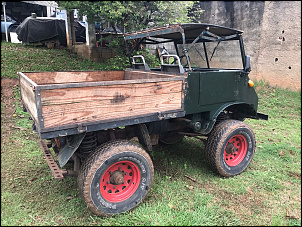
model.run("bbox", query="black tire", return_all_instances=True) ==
[205,120,255,177]
[78,140,154,217]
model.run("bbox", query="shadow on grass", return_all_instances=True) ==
[150,136,217,180]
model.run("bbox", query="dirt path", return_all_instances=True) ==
[1,78,19,114]
[1,78,19,136]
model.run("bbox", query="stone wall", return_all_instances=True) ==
[196,1,301,91]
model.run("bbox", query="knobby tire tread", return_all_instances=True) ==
[77,139,153,217]
[205,120,255,177]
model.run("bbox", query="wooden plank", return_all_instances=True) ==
[124,69,184,80]
[19,76,38,123]
[40,81,183,106]
[25,71,125,85]
[41,91,182,129]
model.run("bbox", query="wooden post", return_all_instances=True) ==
[86,21,96,48]
[70,11,76,45]
[65,11,73,48]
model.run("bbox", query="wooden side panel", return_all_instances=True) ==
[26,71,125,85]
[124,69,181,80]
[19,76,38,123]
[40,80,183,129]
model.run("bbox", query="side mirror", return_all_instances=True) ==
[245,55,251,72]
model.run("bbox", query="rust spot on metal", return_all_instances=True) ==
[38,140,65,179]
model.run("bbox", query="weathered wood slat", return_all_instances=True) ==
[19,76,38,122]
[40,81,182,106]
[26,71,125,85]
[20,69,184,131]
[42,92,182,128]
[124,69,180,80]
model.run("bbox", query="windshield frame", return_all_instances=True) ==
[124,23,247,71]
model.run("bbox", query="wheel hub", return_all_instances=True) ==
[224,135,247,166]
[110,170,125,185]
[225,143,236,154]
[100,161,141,202]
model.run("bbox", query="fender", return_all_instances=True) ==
[197,101,258,135]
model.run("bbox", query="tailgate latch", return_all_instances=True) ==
[77,123,87,133]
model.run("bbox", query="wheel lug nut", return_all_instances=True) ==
[109,171,112,174]
[124,172,127,175]
[107,181,110,184]
[113,186,116,189]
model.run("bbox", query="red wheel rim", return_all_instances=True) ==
[224,135,247,166]
[100,161,140,203]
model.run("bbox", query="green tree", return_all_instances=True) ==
[57,1,204,32]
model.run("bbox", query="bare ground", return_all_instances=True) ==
[1,78,19,136]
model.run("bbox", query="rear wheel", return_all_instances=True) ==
[78,140,154,216]
[205,120,255,177]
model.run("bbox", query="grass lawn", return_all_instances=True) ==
[1,41,301,226]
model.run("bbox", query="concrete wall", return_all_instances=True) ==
[196,1,301,91]
[72,44,116,62]
[256,1,301,91]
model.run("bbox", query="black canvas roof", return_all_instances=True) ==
[124,23,243,43]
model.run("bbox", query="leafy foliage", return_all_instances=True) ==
[57,1,204,32]
[95,34,159,70]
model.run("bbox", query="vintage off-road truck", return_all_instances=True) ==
[19,23,268,216]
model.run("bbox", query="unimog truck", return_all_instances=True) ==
[18,23,268,216]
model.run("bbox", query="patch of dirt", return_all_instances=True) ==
[1,78,19,136]
[288,171,301,180]
[194,181,272,225]
[1,78,19,116]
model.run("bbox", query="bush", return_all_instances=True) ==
[102,36,160,70]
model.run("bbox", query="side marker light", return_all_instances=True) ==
[248,80,254,87]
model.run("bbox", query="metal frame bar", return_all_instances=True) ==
[38,110,186,139]
[203,42,210,68]
[38,139,65,179]
[238,35,246,69]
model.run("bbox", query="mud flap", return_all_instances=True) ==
[136,124,152,152]
[57,133,86,167]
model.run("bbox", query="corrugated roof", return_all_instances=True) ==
[21,1,58,7]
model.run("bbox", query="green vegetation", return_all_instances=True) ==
[1,41,301,226]
[58,1,204,31]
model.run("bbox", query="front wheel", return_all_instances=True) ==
[205,120,255,177]
[78,140,154,216]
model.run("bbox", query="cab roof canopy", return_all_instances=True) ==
[124,23,243,44]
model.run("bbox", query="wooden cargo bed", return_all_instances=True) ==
[18,69,185,139]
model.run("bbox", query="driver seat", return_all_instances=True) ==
[160,55,184,74]
[132,55,150,71]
